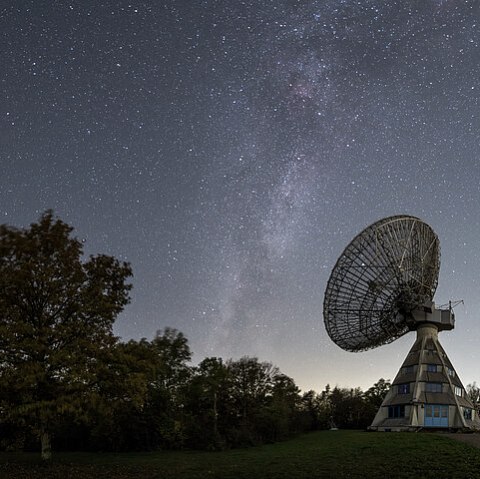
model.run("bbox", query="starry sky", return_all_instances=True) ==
[2,0,480,392]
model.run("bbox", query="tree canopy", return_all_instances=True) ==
[0,211,132,460]
[0,212,399,459]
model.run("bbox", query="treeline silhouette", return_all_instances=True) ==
[0,212,391,457]
[2,327,390,452]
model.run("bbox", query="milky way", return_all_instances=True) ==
[2,1,480,391]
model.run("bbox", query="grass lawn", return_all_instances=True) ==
[1,430,480,478]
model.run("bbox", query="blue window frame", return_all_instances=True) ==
[425,405,448,427]
[464,408,472,420]
[426,364,437,372]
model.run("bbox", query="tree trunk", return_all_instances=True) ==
[213,390,218,438]
[40,429,52,461]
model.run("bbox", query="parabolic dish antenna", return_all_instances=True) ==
[323,215,440,352]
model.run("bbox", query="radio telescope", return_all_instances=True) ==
[324,215,479,431]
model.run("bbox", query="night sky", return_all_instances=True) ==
[2,0,480,392]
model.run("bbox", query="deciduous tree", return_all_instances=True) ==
[0,211,132,460]
[466,382,480,415]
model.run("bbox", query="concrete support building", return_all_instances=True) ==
[370,324,480,431]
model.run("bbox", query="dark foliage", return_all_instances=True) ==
[0,212,132,460]
[1,328,389,454]
[0,213,392,458]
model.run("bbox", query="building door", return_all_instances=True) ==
[424,405,448,427]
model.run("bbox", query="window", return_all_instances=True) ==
[425,382,442,393]
[403,365,414,375]
[464,408,472,420]
[425,404,448,427]
[455,386,463,397]
[446,367,455,378]
[398,383,410,394]
[388,405,405,418]
[426,364,437,373]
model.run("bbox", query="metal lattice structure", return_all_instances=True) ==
[324,215,440,352]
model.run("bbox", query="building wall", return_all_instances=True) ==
[370,326,480,431]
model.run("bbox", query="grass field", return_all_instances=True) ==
[1,430,480,478]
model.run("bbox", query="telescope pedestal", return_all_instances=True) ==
[369,324,479,431]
